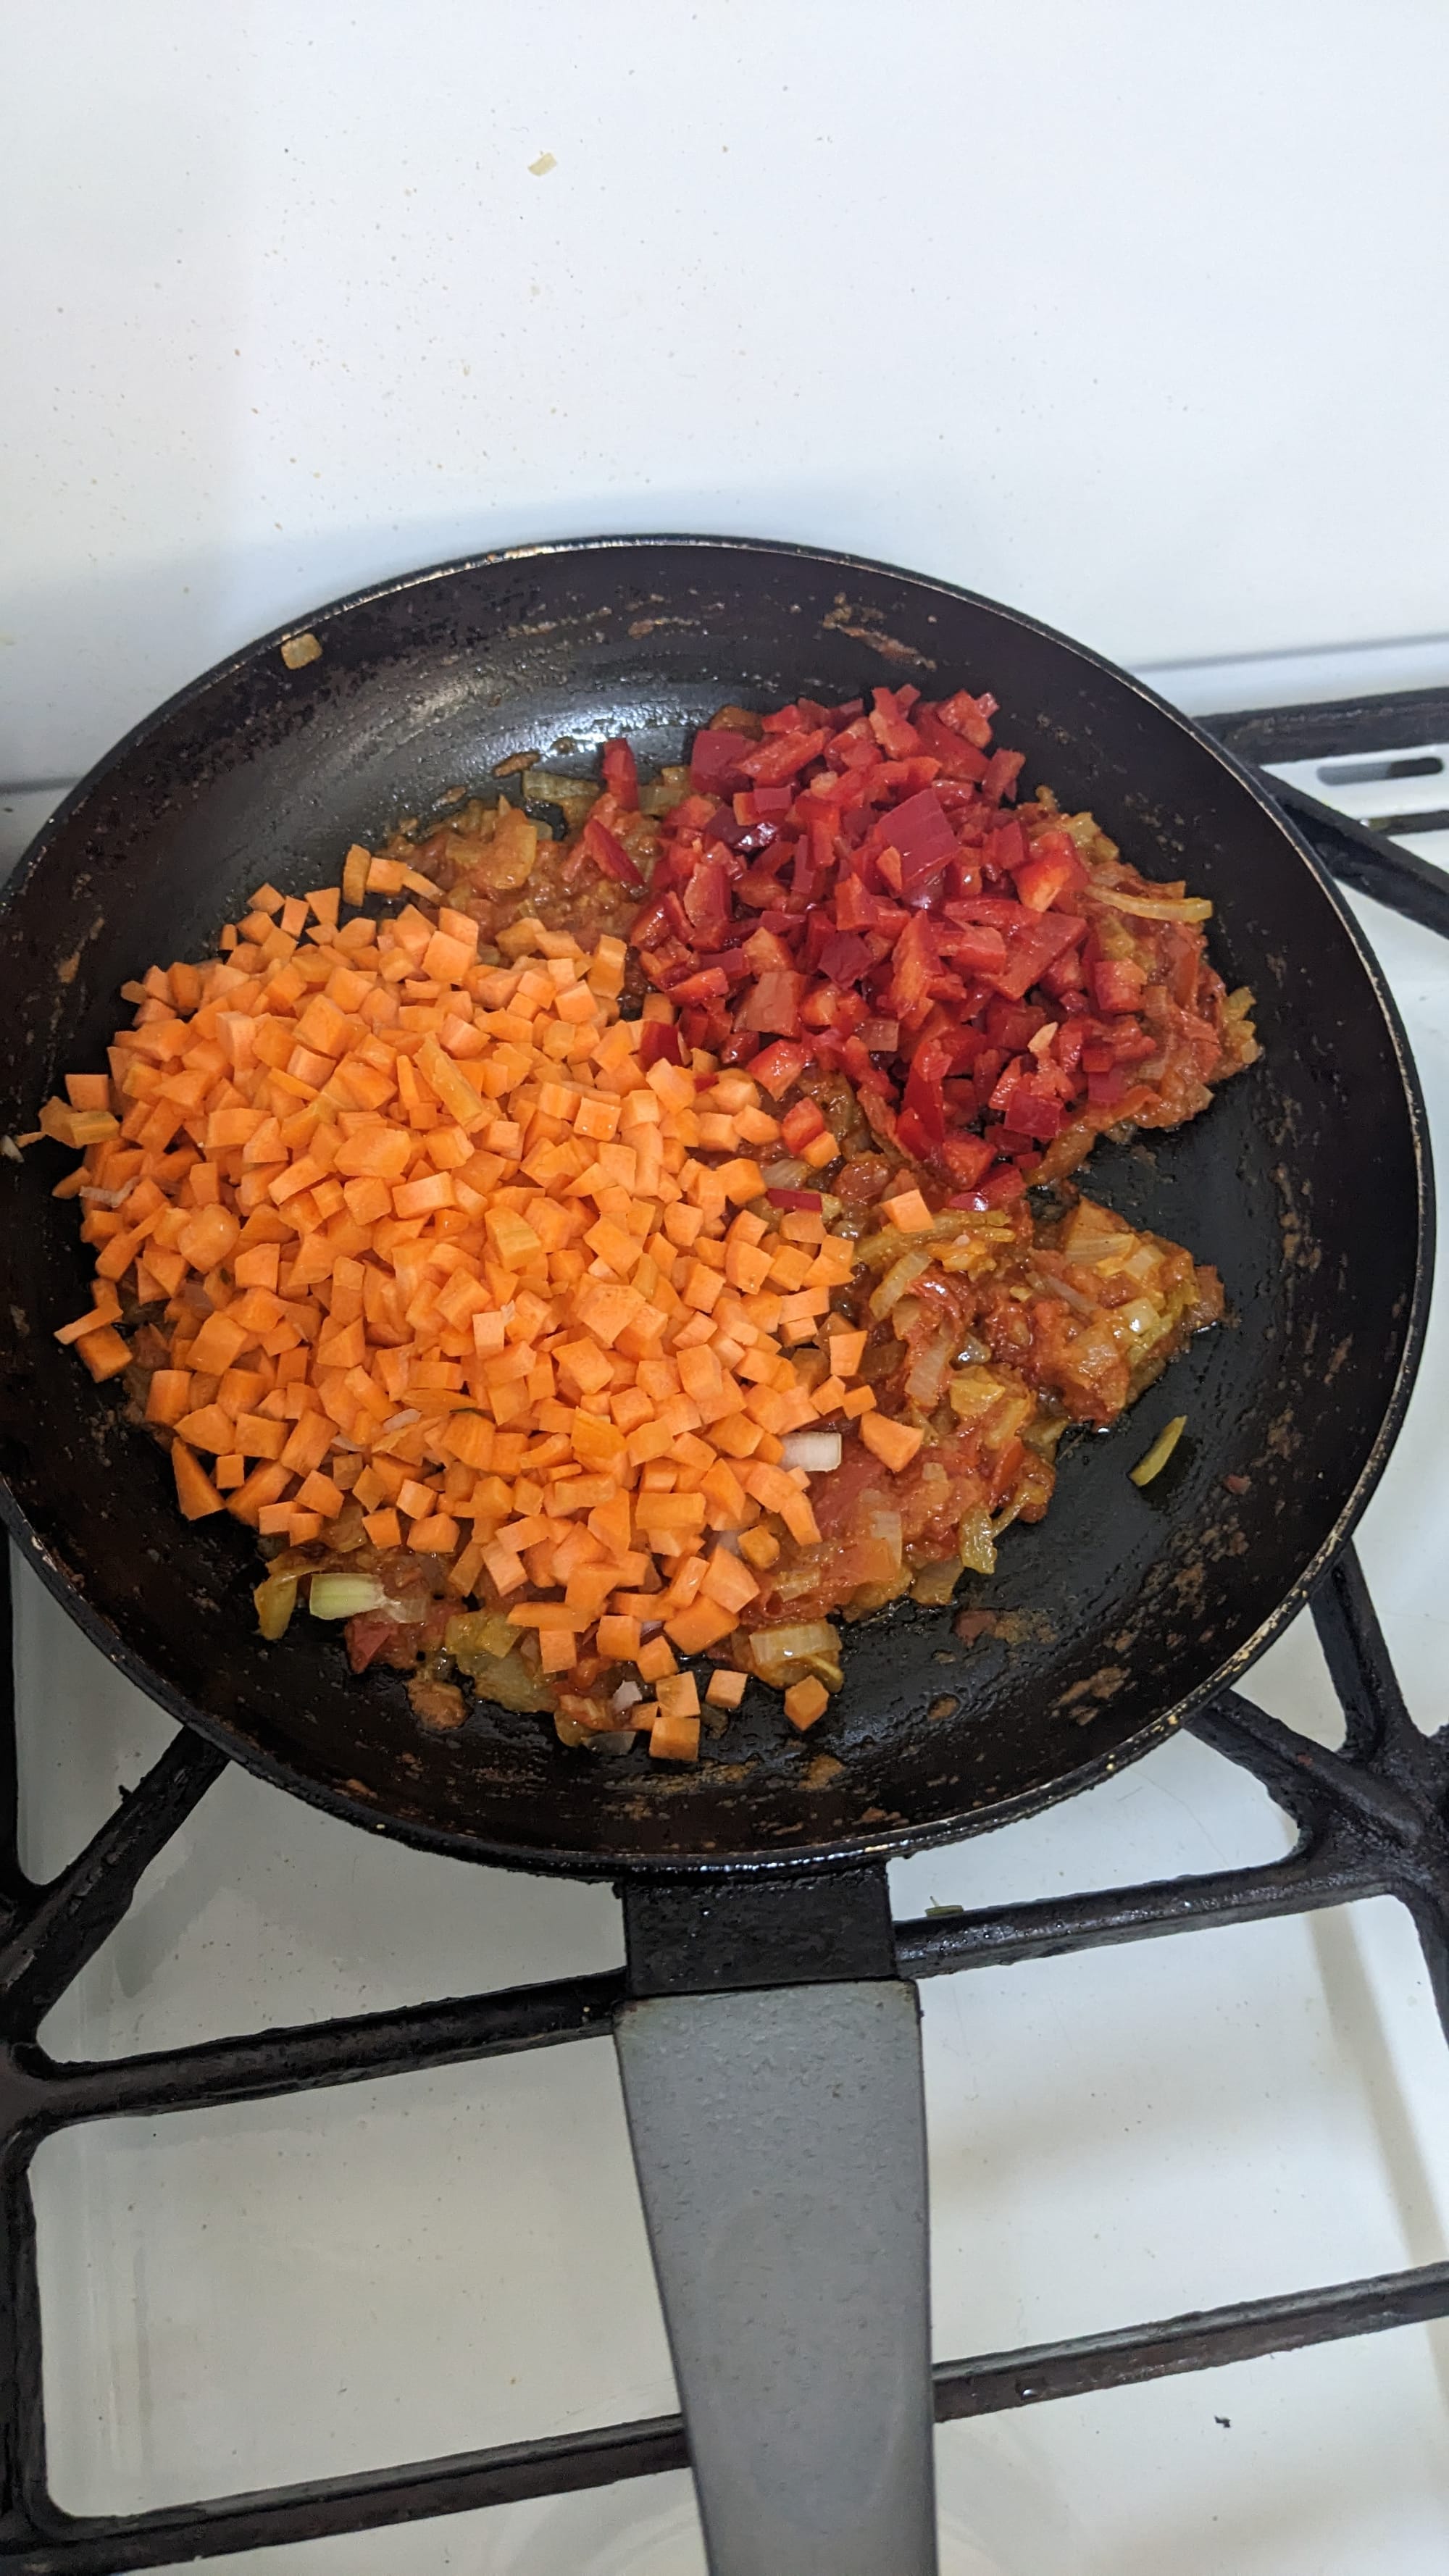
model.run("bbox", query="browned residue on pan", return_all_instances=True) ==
[822,595,938,670]
[627,614,701,640]
[1056,1663,1129,1718]
[802,1753,845,1789]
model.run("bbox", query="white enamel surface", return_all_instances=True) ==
[4,0,1449,795]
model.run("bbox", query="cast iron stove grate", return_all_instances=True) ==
[3,690,1449,2572]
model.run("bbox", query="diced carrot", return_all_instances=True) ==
[188,1312,250,1376]
[699,1549,759,1614]
[784,1676,829,1729]
[75,1324,132,1381]
[648,1710,700,1762]
[655,1669,700,1720]
[172,1439,224,1519]
[859,1413,924,1473]
[881,1187,933,1233]
[144,1369,193,1426]
[49,810,910,1733]
[705,1667,747,1710]
[64,1073,112,1110]
[664,1599,738,1653]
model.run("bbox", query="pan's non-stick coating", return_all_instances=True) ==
[0,540,1429,1874]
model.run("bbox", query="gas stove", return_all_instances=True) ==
[4,666,1449,2576]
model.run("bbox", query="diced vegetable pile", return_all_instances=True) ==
[28,682,1256,1762]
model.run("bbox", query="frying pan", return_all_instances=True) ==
[0,538,1429,2575]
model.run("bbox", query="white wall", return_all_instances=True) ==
[4,0,1448,787]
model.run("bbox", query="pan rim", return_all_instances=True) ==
[0,532,1434,1879]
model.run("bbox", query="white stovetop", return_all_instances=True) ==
[6,714,1449,2574]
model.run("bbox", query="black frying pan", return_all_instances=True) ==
[0,539,1431,2573]
[0,538,1430,1878]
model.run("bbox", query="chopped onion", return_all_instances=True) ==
[1129,1414,1187,1486]
[869,1247,932,1318]
[780,1431,842,1473]
[748,1621,843,1690]
[611,1677,644,1713]
[761,1158,809,1188]
[957,1507,997,1576]
[904,1326,955,1408]
[253,1573,298,1640]
[1094,887,1213,922]
[911,1559,961,1606]
[383,1408,420,1433]
[0,1135,22,1166]
[308,1573,385,1620]
[446,1608,517,1660]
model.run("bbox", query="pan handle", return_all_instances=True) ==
[614,1893,937,2576]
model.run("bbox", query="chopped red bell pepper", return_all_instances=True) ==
[888,787,959,886]
[601,737,639,811]
[780,1099,827,1151]
[885,913,940,1018]
[1092,958,1148,1013]
[582,816,644,889]
[690,730,754,793]
[747,1039,811,1100]
[740,728,829,787]
[639,1019,685,1068]
[941,1133,995,1189]
[766,1187,823,1210]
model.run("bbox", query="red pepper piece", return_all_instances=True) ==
[937,921,1008,975]
[935,689,997,750]
[913,706,990,781]
[740,728,829,786]
[901,1034,954,1143]
[893,1105,936,1161]
[742,925,798,977]
[888,787,959,886]
[868,687,924,760]
[747,1039,811,1100]
[690,730,755,793]
[1093,958,1148,1013]
[601,737,639,811]
[841,1036,897,1099]
[941,1133,995,1189]
[1016,853,1078,913]
[990,913,1085,1003]
[998,1079,1066,1142]
[738,969,807,1037]
[884,912,941,1018]
[582,816,644,889]
[682,856,732,936]
[780,1099,827,1152]
[981,748,1025,803]
[1087,1066,1129,1107]
[639,1019,686,1068]
[767,1187,824,1210]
